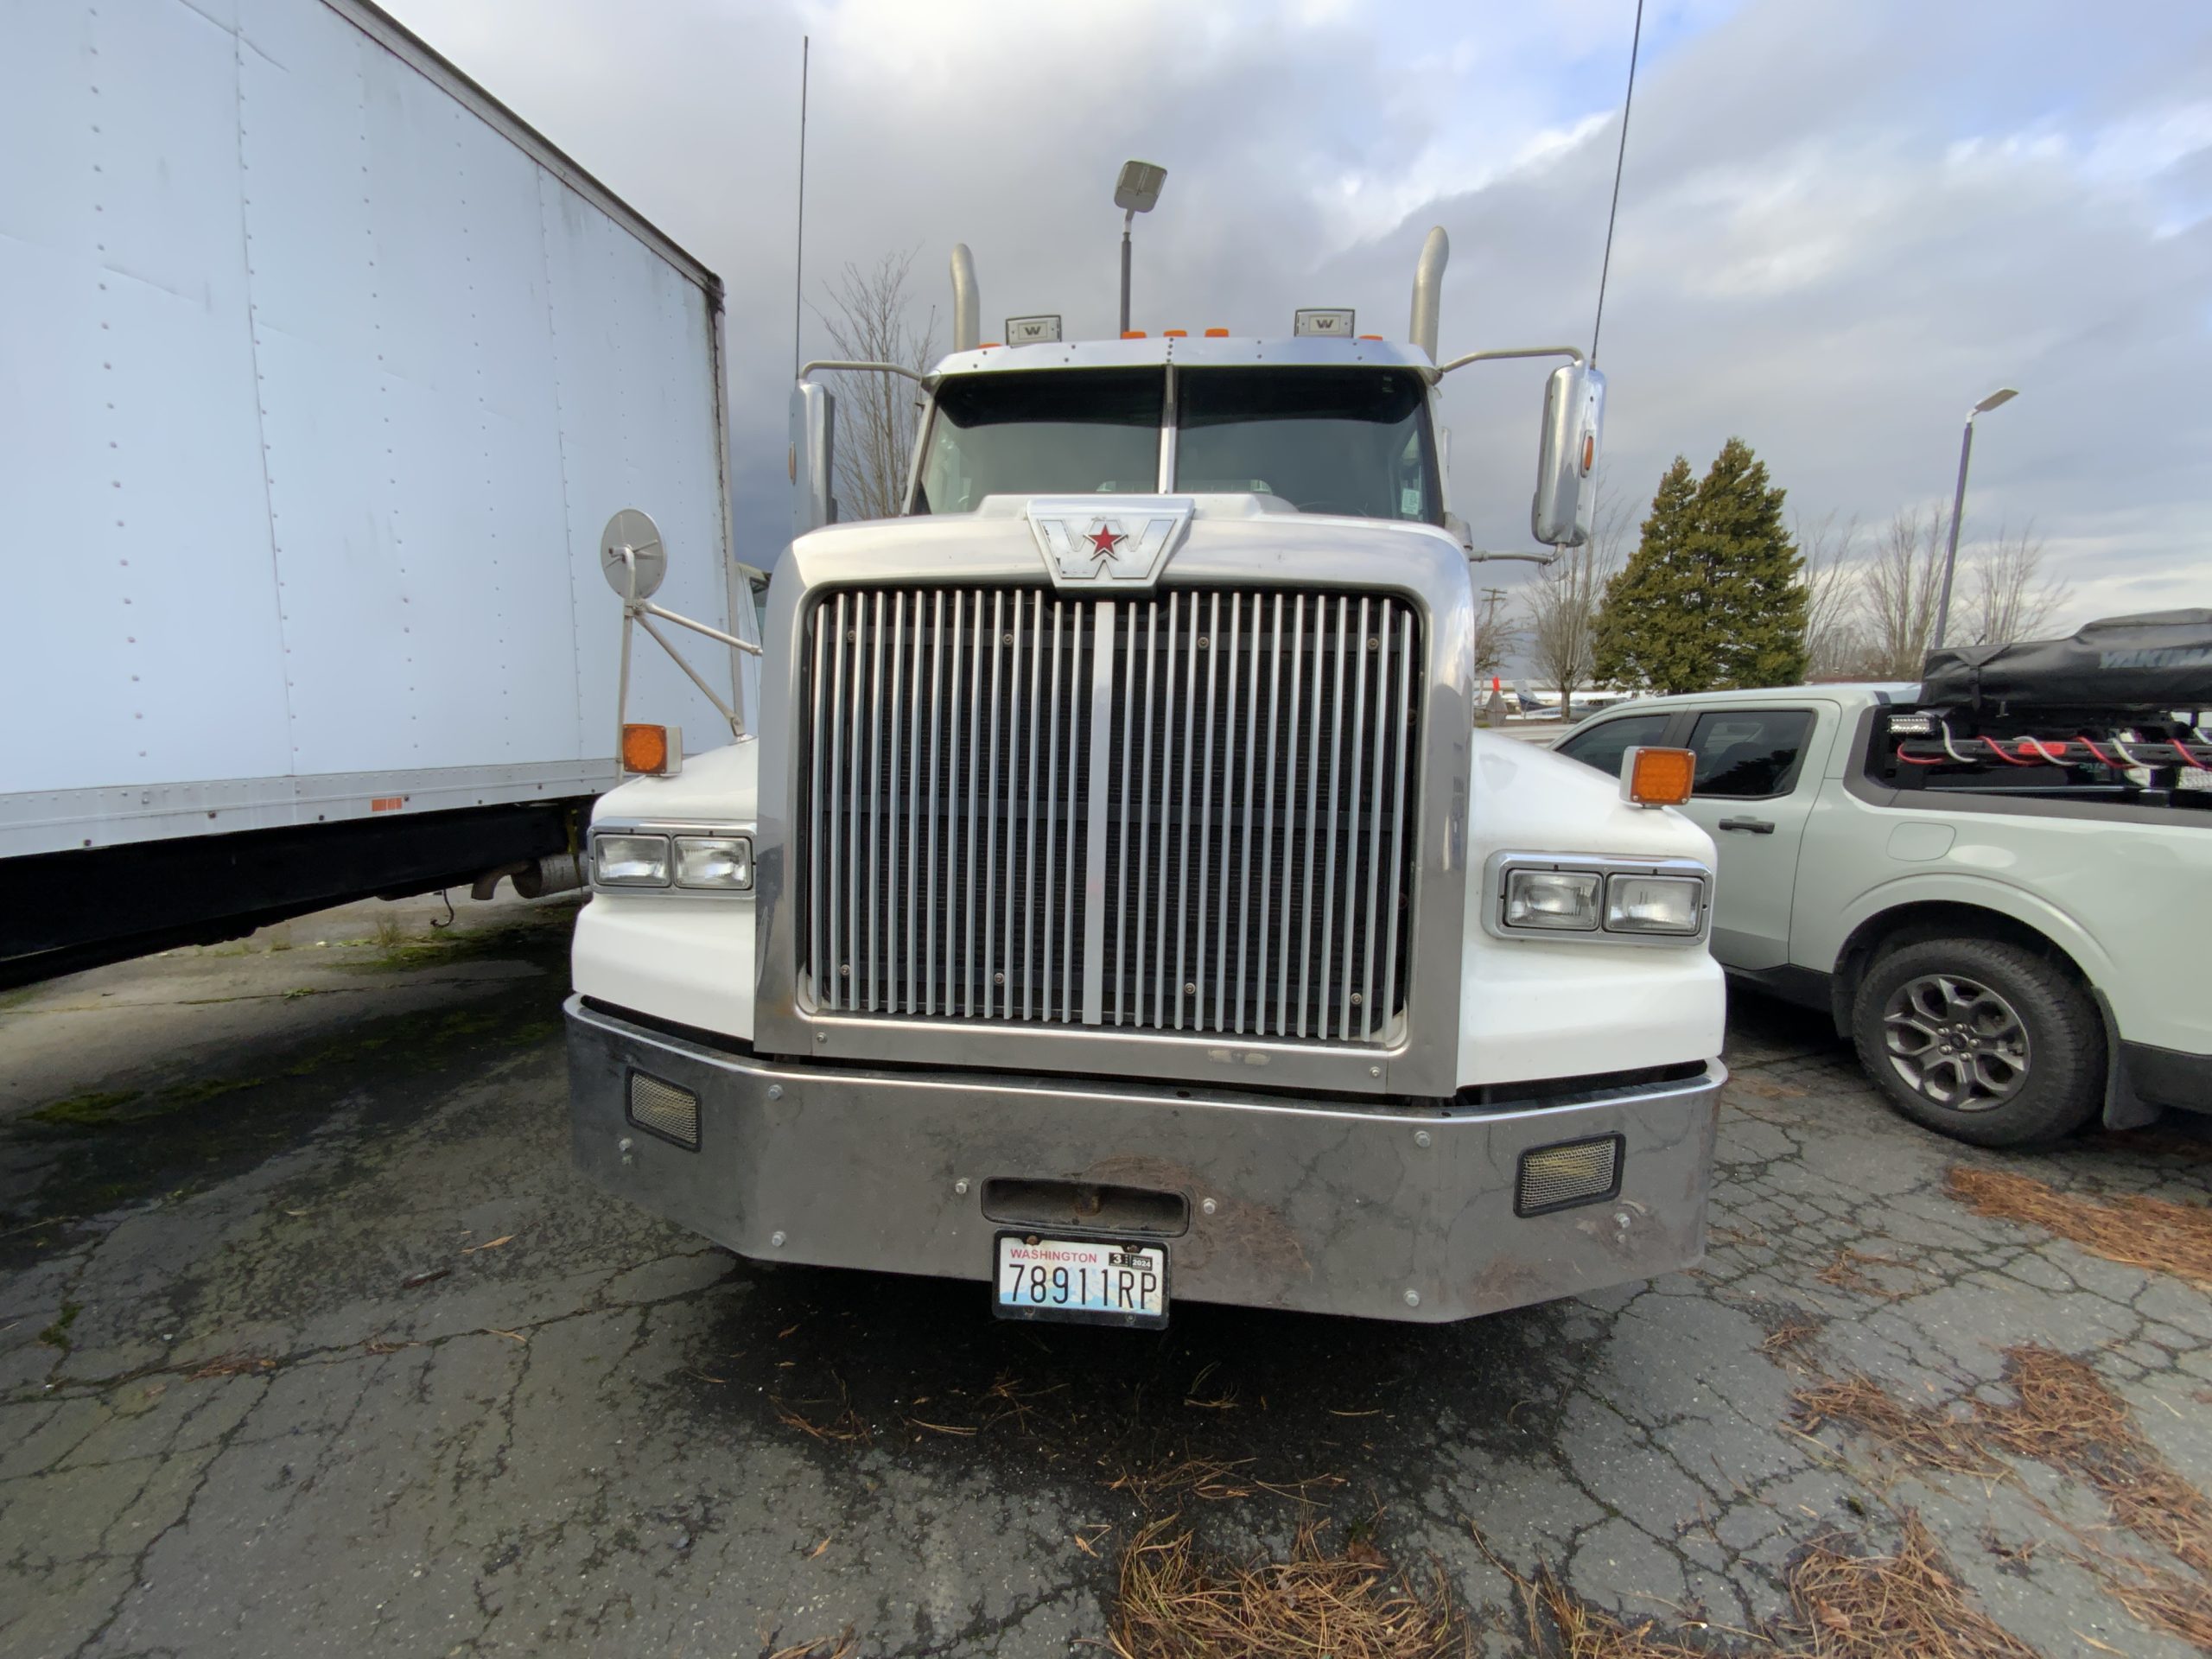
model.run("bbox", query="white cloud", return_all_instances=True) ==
[382,0,2212,645]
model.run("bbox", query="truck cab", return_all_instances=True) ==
[565,232,1728,1325]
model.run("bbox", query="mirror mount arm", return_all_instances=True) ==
[797,359,928,386]
[1433,344,1586,379]
[610,544,758,747]
[1468,548,1560,565]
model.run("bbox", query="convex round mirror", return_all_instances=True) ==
[600,508,667,601]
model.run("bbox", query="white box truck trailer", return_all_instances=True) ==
[0,0,759,985]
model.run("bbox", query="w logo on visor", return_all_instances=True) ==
[1025,497,1193,590]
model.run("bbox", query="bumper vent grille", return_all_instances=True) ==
[797,586,1421,1045]
[626,1072,701,1149]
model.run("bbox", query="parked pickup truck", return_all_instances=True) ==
[1556,655,2212,1147]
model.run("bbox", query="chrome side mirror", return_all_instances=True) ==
[1532,364,1605,547]
[790,381,837,537]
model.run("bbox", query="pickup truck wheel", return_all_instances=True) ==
[1850,938,2103,1147]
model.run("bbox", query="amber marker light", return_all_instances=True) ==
[621,722,680,776]
[1622,746,1694,807]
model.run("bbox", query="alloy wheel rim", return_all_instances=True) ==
[1880,972,2031,1112]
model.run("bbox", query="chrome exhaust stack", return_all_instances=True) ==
[1409,226,1448,363]
[950,244,980,353]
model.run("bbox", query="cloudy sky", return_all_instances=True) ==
[385,0,2212,629]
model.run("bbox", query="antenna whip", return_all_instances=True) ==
[1589,0,1644,367]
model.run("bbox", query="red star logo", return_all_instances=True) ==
[1085,524,1126,562]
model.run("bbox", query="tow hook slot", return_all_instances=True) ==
[981,1179,1189,1237]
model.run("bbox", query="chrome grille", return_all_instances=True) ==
[798,587,1421,1044]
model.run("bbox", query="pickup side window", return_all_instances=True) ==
[1557,713,1673,779]
[1686,709,1814,798]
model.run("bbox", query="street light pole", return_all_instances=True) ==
[1932,387,2018,652]
[1111,161,1166,337]
[1119,210,1135,335]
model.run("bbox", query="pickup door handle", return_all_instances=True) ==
[1718,817,1776,835]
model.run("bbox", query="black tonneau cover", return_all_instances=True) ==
[1920,610,2212,711]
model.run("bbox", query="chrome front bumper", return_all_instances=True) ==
[566,995,1723,1324]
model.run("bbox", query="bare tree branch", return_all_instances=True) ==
[811,250,938,522]
[1857,506,1948,679]
[1521,480,1626,720]
[1796,510,1863,682]
[1962,518,2068,645]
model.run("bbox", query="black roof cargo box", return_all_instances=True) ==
[1920,610,2212,711]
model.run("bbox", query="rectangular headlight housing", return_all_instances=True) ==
[674,834,753,890]
[594,832,671,887]
[1503,868,1602,931]
[1605,874,1703,936]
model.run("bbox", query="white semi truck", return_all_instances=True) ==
[565,237,1727,1325]
[0,0,755,985]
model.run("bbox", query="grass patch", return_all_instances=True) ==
[1946,1166,2212,1290]
[1109,1516,1468,1659]
[25,1090,143,1129]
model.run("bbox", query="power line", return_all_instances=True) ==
[1589,0,1645,367]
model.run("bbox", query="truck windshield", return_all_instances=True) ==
[912,364,1440,523]
[914,369,1162,512]
[1175,367,1440,524]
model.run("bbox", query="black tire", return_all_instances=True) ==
[1849,936,2104,1148]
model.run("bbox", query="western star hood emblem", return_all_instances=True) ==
[1026,496,1193,589]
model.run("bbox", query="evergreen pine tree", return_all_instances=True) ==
[1593,456,1708,694]
[1696,437,1808,688]
[1592,439,1808,695]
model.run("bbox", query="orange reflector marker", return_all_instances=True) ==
[1205,327,1230,337]
[1623,747,1695,807]
[621,722,679,776]
[1358,334,1383,340]
[1122,330,1147,339]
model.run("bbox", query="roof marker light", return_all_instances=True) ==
[1205,327,1230,338]
[1122,330,1147,339]
[1163,328,1187,338]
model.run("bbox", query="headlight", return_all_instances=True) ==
[674,834,753,890]
[1487,854,1709,944]
[593,833,671,887]
[1503,868,1602,931]
[1605,874,1702,936]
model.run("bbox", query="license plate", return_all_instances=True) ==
[993,1232,1168,1329]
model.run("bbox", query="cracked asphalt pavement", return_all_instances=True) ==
[5,898,2211,1656]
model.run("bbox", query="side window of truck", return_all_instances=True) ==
[1685,709,1815,798]
[1557,713,1673,779]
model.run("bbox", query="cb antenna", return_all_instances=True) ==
[791,35,810,378]
[1589,0,1645,367]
